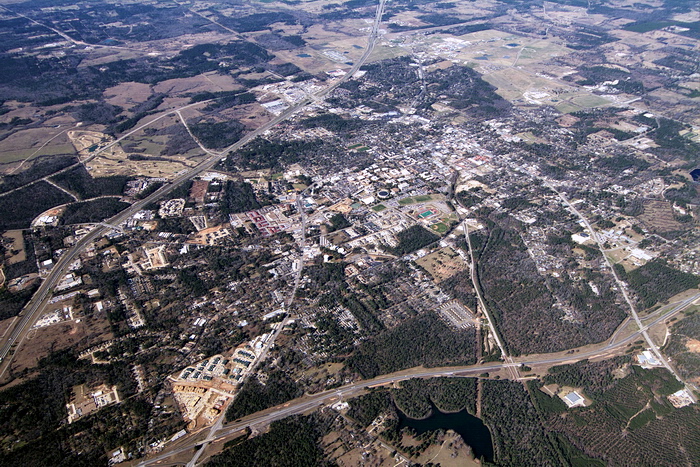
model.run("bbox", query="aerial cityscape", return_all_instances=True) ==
[0,0,698,465]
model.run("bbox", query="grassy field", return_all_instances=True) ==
[415,246,466,282]
[431,222,449,234]
[571,94,613,108]
[399,195,433,205]
[2,230,26,264]
[555,101,584,114]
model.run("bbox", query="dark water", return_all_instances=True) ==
[397,407,494,461]
[691,168,700,182]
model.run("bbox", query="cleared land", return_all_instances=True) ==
[416,247,467,282]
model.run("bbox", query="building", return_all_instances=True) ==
[637,350,662,368]
[561,391,586,408]
[571,232,591,244]
[66,383,120,423]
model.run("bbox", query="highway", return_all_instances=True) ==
[136,289,698,466]
[0,91,304,377]
[461,216,518,380]
[453,180,517,380]
[544,181,694,400]
[165,2,388,464]
[0,2,390,463]
[183,188,313,467]
[0,0,387,379]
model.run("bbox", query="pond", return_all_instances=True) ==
[397,406,494,462]
[690,168,700,182]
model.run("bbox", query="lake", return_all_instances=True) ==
[397,406,494,462]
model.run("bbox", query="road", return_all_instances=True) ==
[0,0,391,376]
[0,0,387,379]
[137,290,698,466]
[0,92,298,378]
[545,181,695,400]
[174,2,388,464]
[0,4,163,55]
[454,186,518,380]
[183,189,312,467]
[0,99,214,199]
[462,218,517,380]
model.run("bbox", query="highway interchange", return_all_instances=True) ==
[136,289,700,466]
[0,0,388,380]
[1,0,698,465]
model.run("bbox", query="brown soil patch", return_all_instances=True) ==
[416,247,467,282]
[104,82,153,108]
[2,230,26,264]
[638,199,683,233]
[8,314,112,375]
[153,73,241,96]
[0,127,76,166]
[685,338,700,353]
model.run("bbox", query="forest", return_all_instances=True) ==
[189,119,247,149]
[0,156,76,194]
[50,166,130,199]
[481,379,562,466]
[472,224,624,355]
[0,284,39,321]
[223,137,331,172]
[346,313,475,378]
[0,349,183,466]
[536,359,698,465]
[391,377,478,419]
[219,180,274,215]
[386,225,440,256]
[225,369,302,421]
[60,199,130,225]
[207,416,330,467]
[621,259,700,309]
[0,181,74,230]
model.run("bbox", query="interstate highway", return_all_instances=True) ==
[136,291,699,466]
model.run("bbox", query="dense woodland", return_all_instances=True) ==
[219,180,274,215]
[619,259,700,309]
[0,39,274,105]
[222,137,334,172]
[0,181,74,230]
[207,416,331,467]
[225,369,302,422]
[343,368,695,466]
[537,359,699,465]
[481,379,563,466]
[472,223,625,355]
[60,199,130,225]
[385,225,440,256]
[189,119,247,150]
[0,283,39,321]
[0,349,183,466]
[391,377,478,419]
[346,313,475,378]
[0,156,76,194]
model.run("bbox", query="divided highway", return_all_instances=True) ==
[0,3,384,378]
[137,290,699,466]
